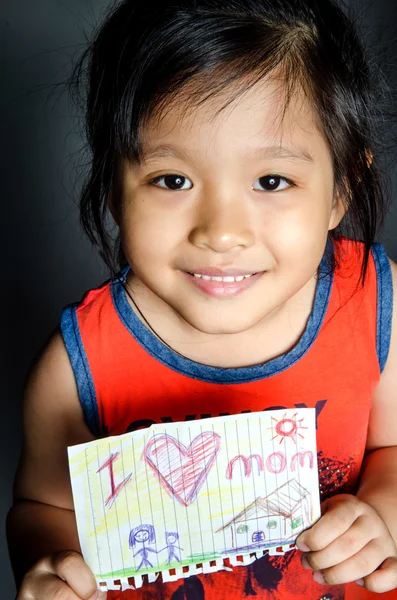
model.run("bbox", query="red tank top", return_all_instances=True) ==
[61,239,393,600]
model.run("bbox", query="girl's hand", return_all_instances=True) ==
[17,550,107,599]
[296,494,397,593]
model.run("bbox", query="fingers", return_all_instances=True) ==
[296,495,397,593]
[307,554,397,593]
[301,513,392,571]
[17,551,105,600]
[303,538,390,585]
[47,551,99,599]
[297,495,363,551]
[364,557,397,593]
[18,573,83,599]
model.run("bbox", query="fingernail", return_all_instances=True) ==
[313,570,325,585]
[301,555,311,570]
[297,541,310,552]
[356,579,365,587]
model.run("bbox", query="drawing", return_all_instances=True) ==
[161,531,183,564]
[217,479,312,553]
[226,450,314,479]
[68,408,321,589]
[144,431,221,506]
[129,524,157,570]
[269,413,308,444]
[226,454,263,479]
[97,452,132,507]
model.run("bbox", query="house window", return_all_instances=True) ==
[267,520,277,529]
[291,517,303,529]
[252,531,265,543]
[237,524,248,534]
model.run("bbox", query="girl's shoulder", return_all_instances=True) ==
[367,254,397,450]
[14,328,96,517]
[328,238,394,375]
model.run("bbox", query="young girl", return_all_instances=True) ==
[7,0,397,598]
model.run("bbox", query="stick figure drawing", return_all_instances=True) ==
[129,524,157,570]
[162,531,183,564]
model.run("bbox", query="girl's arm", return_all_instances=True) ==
[6,330,104,598]
[297,258,397,593]
[354,257,397,558]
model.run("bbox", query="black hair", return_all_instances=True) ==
[69,0,391,283]
[129,523,156,547]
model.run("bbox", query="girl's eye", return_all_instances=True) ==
[253,175,293,192]
[150,174,192,191]
[149,173,294,192]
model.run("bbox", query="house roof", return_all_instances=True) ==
[217,478,310,531]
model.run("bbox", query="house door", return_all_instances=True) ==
[252,531,265,543]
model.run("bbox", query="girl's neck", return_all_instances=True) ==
[123,272,318,369]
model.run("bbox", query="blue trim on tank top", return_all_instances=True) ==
[371,243,393,373]
[60,305,101,436]
[111,251,334,384]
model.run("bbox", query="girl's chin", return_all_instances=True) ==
[177,311,264,336]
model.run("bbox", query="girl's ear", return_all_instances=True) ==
[328,189,346,231]
[328,191,347,231]
[328,149,372,231]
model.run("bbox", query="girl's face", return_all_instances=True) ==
[117,78,344,336]
[135,529,150,542]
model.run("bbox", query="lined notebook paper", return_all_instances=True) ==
[68,408,320,592]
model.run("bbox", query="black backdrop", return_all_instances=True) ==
[2,0,396,596]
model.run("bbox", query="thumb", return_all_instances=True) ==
[91,591,107,599]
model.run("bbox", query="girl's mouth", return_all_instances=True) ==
[183,271,263,298]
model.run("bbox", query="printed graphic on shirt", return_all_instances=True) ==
[318,452,356,500]
[122,400,328,435]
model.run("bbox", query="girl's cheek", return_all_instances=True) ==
[264,211,329,261]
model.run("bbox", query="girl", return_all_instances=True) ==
[129,525,158,571]
[7,0,397,598]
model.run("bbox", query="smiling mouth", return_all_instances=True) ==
[184,270,263,298]
[187,273,258,282]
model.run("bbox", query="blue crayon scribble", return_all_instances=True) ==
[129,524,157,570]
[161,531,183,564]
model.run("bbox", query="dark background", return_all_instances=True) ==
[1,0,397,596]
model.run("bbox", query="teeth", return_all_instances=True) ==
[192,273,256,282]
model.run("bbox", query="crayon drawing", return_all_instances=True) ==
[68,409,320,591]
[144,432,221,505]
[217,479,312,552]
[162,532,183,564]
[129,524,157,570]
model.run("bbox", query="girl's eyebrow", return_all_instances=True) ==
[252,145,314,163]
[140,143,314,164]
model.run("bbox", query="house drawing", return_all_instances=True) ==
[217,479,312,553]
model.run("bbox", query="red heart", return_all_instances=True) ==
[144,432,221,506]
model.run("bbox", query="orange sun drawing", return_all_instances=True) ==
[269,412,308,444]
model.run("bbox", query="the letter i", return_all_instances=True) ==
[97,452,132,507]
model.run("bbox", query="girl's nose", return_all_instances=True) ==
[188,190,255,253]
